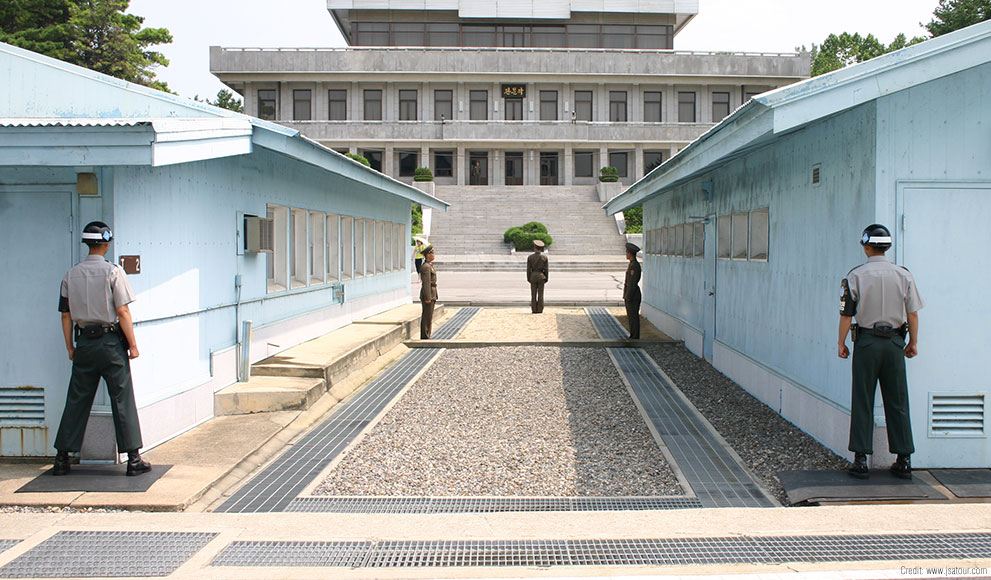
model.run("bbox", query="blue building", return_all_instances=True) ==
[0,42,447,457]
[605,21,991,468]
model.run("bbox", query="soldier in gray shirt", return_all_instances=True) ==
[838,224,924,480]
[54,221,151,477]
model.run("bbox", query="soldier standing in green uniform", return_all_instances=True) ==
[624,242,642,339]
[54,221,151,476]
[419,244,437,339]
[838,224,924,480]
[526,239,548,314]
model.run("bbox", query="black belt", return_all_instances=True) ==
[853,323,907,340]
[74,323,119,340]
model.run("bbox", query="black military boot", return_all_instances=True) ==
[125,450,152,477]
[890,454,912,480]
[848,452,869,479]
[52,450,71,476]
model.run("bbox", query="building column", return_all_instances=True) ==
[384,144,395,178]
[599,144,609,174]
[351,81,359,120]
[456,145,466,186]
[493,148,503,186]
[634,144,644,180]
[421,145,430,172]
[313,82,326,121]
[280,83,292,121]
[564,143,574,186]
[423,82,431,122]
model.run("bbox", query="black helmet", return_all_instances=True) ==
[81,221,113,245]
[860,223,891,248]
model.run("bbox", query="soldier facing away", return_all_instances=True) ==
[838,224,924,480]
[526,239,548,313]
[54,221,151,477]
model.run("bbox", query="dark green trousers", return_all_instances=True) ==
[848,333,914,455]
[55,332,143,453]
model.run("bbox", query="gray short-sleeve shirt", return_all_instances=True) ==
[845,255,924,328]
[58,255,136,325]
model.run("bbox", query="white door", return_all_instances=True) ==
[900,183,991,467]
[0,188,74,455]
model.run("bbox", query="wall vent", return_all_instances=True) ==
[811,164,821,185]
[0,386,45,426]
[245,216,275,253]
[929,393,985,438]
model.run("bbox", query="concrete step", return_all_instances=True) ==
[214,376,325,416]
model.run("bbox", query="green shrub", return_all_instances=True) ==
[413,167,433,181]
[346,153,370,167]
[521,221,548,234]
[503,226,523,243]
[624,206,642,234]
[505,222,553,251]
[599,166,619,182]
[411,204,423,237]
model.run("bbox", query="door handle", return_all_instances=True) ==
[708,291,715,296]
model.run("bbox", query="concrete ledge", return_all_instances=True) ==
[354,303,445,339]
[407,339,681,348]
[214,376,327,416]
[439,300,625,307]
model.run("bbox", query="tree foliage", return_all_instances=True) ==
[810,32,923,76]
[0,0,172,90]
[211,89,244,112]
[924,0,991,36]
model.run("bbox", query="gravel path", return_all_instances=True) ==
[315,347,682,497]
[643,344,849,504]
[456,307,600,341]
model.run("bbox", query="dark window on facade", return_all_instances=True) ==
[745,91,761,102]
[469,152,488,185]
[505,152,523,185]
[712,92,730,122]
[434,90,453,121]
[609,91,627,122]
[539,90,558,120]
[531,26,565,47]
[462,25,496,46]
[399,151,418,176]
[293,89,311,121]
[574,90,592,121]
[399,89,417,121]
[362,150,383,172]
[427,23,460,46]
[574,151,594,177]
[355,22,389,45]
[609,152,628,177]
[540,152,559,185]
[469,90,487,120]
[644,151,665,173]
[567,24,598,47]
[364,89,382,120]
[505,98,523,120]
[258,89,276,120]
[636,25,672,49]
[328,89,347,120]
[644,91,662,122]
[501,26,527,47]
[434,151,453,177]
[393,23,424,46]
[678,91,696,122]
[602,25,634,48]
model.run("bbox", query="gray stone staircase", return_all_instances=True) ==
[427,185,627,256]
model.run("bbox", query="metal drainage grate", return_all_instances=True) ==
[585,307,629,339]
[211,541,372,568]
[431,306,480,340]
[0,531,217,578]
[207,533,991,569]
[286,496,703,513]
[217,347,442,513]
[0,541,18,556]
[610,347,775,508]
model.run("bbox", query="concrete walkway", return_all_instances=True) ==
[2,299,991,578]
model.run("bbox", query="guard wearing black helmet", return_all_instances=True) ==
[53,221,151,477]
[838,224,924,480]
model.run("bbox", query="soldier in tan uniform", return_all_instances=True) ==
[838,224,924,480]
[419,244,437,339]
[526,239,548,313]
[54,221,151,476]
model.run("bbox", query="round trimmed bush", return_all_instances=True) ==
[414,167,433,181]
[599,166,619,182]
[346,153,370,167]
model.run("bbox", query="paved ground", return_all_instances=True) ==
[2,271,991,579]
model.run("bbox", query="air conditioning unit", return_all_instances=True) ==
[245,216,275,253]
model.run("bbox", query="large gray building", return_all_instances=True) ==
[211,0,809,254]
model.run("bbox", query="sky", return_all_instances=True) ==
[129,0,943,100]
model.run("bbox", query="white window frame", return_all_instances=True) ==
[267,205,289,293]
[310,211,326,285]
[327,214,340,281]
[341,216,353,280]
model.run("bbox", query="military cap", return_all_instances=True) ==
[532,239,545,248]
[422,244,435,255]
[625,242,640,254]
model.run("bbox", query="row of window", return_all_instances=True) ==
[261,88,747,124]
[266,205,406,294]
[351,22,674,50]
[356,149,668,182]
[644,209,769,262]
